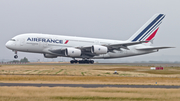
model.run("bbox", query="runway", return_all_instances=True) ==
[0,83,180,88]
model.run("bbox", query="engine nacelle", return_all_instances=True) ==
[44,54,57,58]
[91,45,108,54]
[65,48,81,57]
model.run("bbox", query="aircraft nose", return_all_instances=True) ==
[5,41,11,49]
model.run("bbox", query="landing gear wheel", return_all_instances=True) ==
[74,60,78,63]
[79,60,83,64]
[70,60,79,64]
[90,60,94,64]
[70,60,74,64]
[77,60,94,64]
[70,60,94,64]
[84,60,89,64]
[14,55,18,59]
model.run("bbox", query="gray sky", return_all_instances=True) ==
[0,0,179,62]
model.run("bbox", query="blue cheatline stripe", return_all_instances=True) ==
[139,15,165,41]
[132,14,164,41]
[142,22,162,41]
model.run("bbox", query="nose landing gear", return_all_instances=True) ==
[14,51,18,59]
[14,55,18,59]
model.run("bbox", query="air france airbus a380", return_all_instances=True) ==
[6,14,173,64]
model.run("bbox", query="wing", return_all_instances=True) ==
[45,41,150,57]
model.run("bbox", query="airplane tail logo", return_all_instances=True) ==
[128,14,165,42]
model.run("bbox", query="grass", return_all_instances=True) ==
[104,72,110,74]
[1,75,180,85]
[0,87,180,101]
[0,64,180,85]
[142,70,180,75]
[37,70,43,74]
[119,73,131,76]
[64,71,68,75]
[55,69,63,74]
[0,64,180,101]
[96,67,180,75]
[1,64,180,76]
[81,72,85,76]
[96,68,136,71]
[51,96,156,100]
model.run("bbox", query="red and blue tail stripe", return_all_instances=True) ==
[129,14,165,42]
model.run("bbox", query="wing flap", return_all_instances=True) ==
[104,41,149,50]
[105,41,148,47]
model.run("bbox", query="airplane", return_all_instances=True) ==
[6,13,173,64]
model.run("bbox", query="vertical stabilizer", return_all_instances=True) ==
[128,14,165,42]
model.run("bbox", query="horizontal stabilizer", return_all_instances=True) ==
[136,46,174,50]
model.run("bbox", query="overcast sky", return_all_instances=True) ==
[0,0,179,62]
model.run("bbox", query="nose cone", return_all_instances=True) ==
[6,41,12,49]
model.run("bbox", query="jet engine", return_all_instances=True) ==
[91,45,108,54]
[65,48,81,57]
[44,54,57,58]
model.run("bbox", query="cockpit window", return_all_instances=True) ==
[10,39,16,41]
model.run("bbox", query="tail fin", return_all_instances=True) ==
[128,14,165,42]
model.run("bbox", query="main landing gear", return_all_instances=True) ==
[70,60,94,64]
[14,51,18,59]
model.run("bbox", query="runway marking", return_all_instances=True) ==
[0,83,180,89]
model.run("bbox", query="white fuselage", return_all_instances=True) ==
[6,33,156,59]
